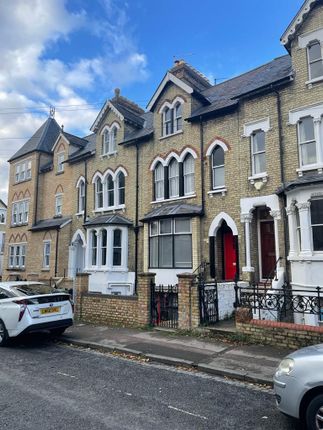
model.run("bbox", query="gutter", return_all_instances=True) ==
[84,159,88,224]
[55,227,60,277]
[33,153,40,225]
[199,115,205,266]
[134,142,139,294]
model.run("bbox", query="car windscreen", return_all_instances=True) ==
[11,285,56,296]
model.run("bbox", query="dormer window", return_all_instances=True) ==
[308,41,323,80]
[160,97,184,137]
[102,125,118,155]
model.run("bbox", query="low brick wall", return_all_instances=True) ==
[80,293,138,327]
[237,319,323,349]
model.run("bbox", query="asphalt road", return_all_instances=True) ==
[0,335,299,430]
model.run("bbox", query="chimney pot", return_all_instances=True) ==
[114,88,120,98]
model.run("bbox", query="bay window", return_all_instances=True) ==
[149,218,192,268]
[311,199,323,251]
[113,229,122,266]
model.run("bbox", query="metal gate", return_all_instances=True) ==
[199,282,219,325]
[151,283,178,328]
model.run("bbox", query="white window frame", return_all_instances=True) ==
[11,200,29,226]
[159,97,185,138]
[57,152,65,173]
[43,241,51,269]
[55,194,63,216]
[101,125,118,156]
[14,159,32,183]
[251,129,266,176]
[77,180,85,213]
[0,209,6,224]
[9,243,26,269]
[297,116,318,168]
[168,159,179,198]
[211,146,225,189]
[183,154,195,195]
[154,163,164,201]
[116,172,125,206]
[307,40,323,81]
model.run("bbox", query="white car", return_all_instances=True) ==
[0,282,73,346]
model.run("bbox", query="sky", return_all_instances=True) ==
[0,0,304,202]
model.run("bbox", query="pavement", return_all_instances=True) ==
[61,323,293,387]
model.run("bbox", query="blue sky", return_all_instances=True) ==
[0,0,304,199]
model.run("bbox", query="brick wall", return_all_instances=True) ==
[80,293,138,327]
[237,319,323,349]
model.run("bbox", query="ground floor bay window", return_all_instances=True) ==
[149,218,192,269]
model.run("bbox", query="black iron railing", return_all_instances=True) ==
[234,283,323,322]
[151,283,178,328]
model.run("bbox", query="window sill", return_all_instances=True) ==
[41,268,50,272]
[289,253,323,262]
[305,76,323,88]
[85,267,128,273]
[56,171,64,176]
[208,188,227,196]
[151,194,196,204]
[75,212,84,217]
[100,152,117,159]
[7,267,25,272]
[297,165,323,176]
[248,172,268,184]
[14,178,32,185]
[10,223,29,228]
[53,214,62,219]
[159,130,183,141]
[93,205,126,214]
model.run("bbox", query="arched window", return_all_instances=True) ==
[183,154,195,195]
[174,102,182,132]
[91,231,97,266]
[102,130,109,154]
[110,127,117,153]
[169,159,179,198]
[107,175,114,207]
[101,229,107,266]
[117,172,125,205]
[212,146,225,188]
[78,180,85,213]
[154,162,164,200]
[95,178,103,209]
[113,229,122,266]
[164,107,173,136]
[102,126,118,155]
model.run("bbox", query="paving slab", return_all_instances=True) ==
[62,323,293,386]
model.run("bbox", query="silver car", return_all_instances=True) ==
[274,344,323,429]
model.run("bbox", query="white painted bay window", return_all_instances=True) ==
[311,199,323,251]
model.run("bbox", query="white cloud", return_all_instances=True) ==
[0,0,149,202]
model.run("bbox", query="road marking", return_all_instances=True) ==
[168,405,208,420]
[125,392,132,396]
[57,371,76,378]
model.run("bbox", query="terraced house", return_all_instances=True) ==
[3,0,323,323]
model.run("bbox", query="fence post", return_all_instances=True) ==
[177,273,199,330]
[75,273,90,319]
[234,278,239,308]
[317,287,322,323]
[137,272,155,327]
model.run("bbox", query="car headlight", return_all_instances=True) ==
[275,358,295,377]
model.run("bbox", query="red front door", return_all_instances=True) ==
[260,221,276,279]
[224,231,236,280]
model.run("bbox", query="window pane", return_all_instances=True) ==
[299,117,315,142]
[175,218,191,233]
[301,141,317,165]
[160,219,172,234]
[113,248,122,266]
[149,237,158,267]
[150,221,158,236]
[308,42,322,62]
[213,166,225,187]
[212,146,224,166]
[174,235,192,268]
[252,131,265,152]
[254,152,266,174]
[113,229,122,247]
[159,236,173,267]
[310,60,323,79]
[311,200,323,224]
[313,226,323,251]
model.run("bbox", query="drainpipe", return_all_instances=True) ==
[55,227,60,277]
[83,159,88,224]
[199,116,205,268]
[33,153,40,225]
[134,142,139,294]
[275,89,289,283]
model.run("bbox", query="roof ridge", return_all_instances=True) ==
[112,95,144,115]
[202,54,290,93]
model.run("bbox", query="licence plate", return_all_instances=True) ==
[40,306,60,315]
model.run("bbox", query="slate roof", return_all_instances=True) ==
[29,216,72,232]
[277,174,323,194]
[62,131,88,148]
[84,214,133,227]
[141,203,203,222]
[66,133,96,163]
[121,112,154,145]
[0,199,7,209]
[9,118,61,162]
[188,55,293,120]
[110,100,145,128]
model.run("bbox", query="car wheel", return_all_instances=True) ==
[50,328,66,337]
[306,394,323,430]
[0,320,8,347]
